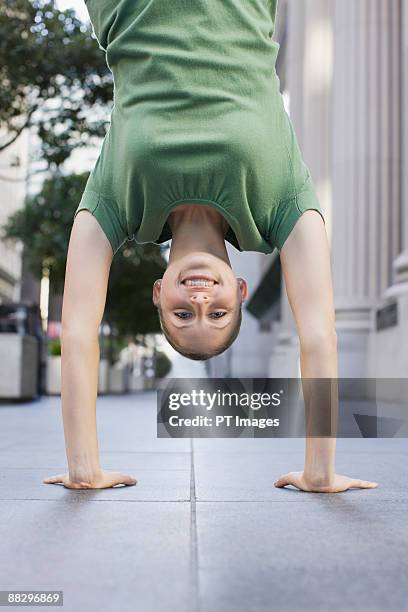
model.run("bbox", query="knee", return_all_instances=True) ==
[299,325,337,356]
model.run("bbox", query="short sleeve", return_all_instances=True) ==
[85,0,118,51]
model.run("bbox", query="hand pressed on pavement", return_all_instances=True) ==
[274,471,378,493]
[43,470,137,490]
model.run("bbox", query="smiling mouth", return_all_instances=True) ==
[181,275,218,287]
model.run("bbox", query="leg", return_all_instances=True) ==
[44,210,136,489]
[274,210,378,493]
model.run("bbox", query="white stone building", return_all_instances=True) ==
[0,129,29,303]
[209,0,408,384]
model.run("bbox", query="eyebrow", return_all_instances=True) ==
[169,312,235,331]
[172,320,232,331]
[170,307,234,329]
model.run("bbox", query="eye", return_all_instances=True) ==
[210,311,227,319]
[174,311,193,319]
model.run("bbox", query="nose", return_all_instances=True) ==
[190,293,209,304]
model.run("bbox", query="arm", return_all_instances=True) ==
[274,210,377,493]
[44,210,136,489]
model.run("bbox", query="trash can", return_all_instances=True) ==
[0,302,44,399]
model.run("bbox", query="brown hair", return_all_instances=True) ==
[156,305,242,361]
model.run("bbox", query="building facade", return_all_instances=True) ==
[209,0,407,383]
[0,129,29,303]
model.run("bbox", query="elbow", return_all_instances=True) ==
[60,323,100,348]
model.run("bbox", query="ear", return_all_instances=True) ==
[237,277,249,302]
[152,279,162,305]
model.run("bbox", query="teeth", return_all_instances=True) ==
[184,279,215,287]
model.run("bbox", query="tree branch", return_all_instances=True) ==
[0,106,37,152]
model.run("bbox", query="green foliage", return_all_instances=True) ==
[1,171,167,337]
[0,0,113,167]
[108,335,128,364]
[106,242,167,337]
[0,1,167,339]
[48,337,61,356]
[154,350,172,378]
[2,172,89,289]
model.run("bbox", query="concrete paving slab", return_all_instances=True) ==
[1,393,407,612]
[194,437,408,455]
[194,437,305,453]
[0,393,190,453]
[7,435,191,454]
[193,442,406,502]
[0,500,192,612]
[337,437,408,454]
[0,468,191,502]
[196,500,408,612]
[0,449,190,471]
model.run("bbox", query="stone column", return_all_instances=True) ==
[371,0,408,380]
[385,0,408,297]
[331,0,401,377]
[269,0,402,379]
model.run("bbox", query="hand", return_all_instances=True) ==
[43,470,137,490]
[274,471,378,493]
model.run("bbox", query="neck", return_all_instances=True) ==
[167,204,230,264]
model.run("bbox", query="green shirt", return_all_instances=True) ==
[76,0,324,255]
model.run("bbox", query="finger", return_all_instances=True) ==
[105,472,137,488]
[43,474,65,485]
[274,473,293,488]
[349,479,379,489]
[116,473,138,486]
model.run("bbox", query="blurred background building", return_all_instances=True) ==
[0,129,28,303]
[0,0,406,396]
[208,0,408,381]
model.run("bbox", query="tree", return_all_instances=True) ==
[0,0,113,168]
[1,172,167,337]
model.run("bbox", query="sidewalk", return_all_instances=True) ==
[0,392,407,612]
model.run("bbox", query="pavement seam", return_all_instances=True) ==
[0,497,392,501]
[190,438,201,612]
[0,498,191,503]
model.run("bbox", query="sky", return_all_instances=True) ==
[44,1,95,181]
[56,0,89,22]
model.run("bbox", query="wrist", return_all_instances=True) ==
[303,468,335,489]
[68,464,102,485]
